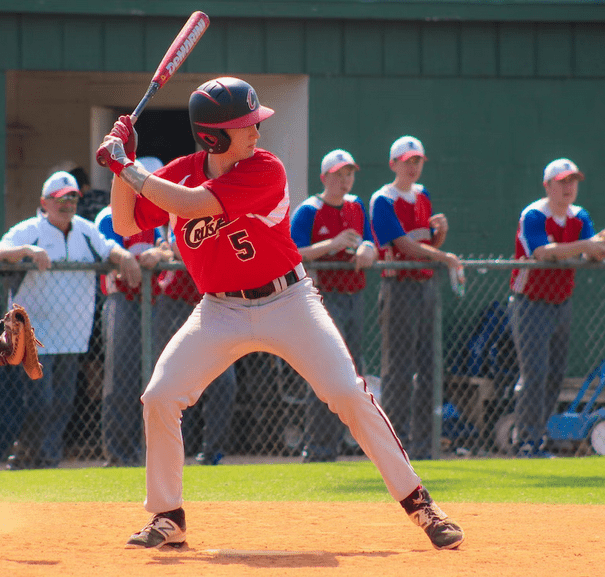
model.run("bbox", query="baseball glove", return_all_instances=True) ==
[0,304,44,379]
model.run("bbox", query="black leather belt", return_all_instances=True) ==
[209,268,301,300]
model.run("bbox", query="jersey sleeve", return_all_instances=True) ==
[95,211,124,246]
[370,194,406,247]
[519,209,549,255]
[290,202,316,248]
[204,151,287,222]
[578,208,596,239]
[0,223,34,248]
[355,198,374,242]
[133,194,170,232]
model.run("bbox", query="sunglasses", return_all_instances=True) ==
[51,193,80,203]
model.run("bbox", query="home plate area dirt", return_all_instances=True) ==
[2,501,604,576]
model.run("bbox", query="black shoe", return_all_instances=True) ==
[515,442,555,459]
[195,452,223,465]
[126,508,186,549]
[301,446,337,463]
[6,454,34,470]
[401,486,465,550]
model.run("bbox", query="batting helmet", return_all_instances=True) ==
[189,77,274,153]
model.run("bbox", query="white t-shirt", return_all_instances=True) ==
[0,214,118,353]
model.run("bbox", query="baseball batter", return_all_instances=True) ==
[96,77,464,551]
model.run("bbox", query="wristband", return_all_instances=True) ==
[119,164,151,195]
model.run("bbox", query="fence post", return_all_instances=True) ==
[432,269,444,459]
[141,268,153,392]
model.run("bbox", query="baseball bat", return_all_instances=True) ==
[97,11,210,166]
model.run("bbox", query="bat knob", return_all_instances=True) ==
[95,146,109,167]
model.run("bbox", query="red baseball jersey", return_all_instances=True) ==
[133,148,302,294]
[290,194,372,292]
[370,183,434,281]
[510,197,595,304]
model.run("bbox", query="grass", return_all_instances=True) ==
[0,457,603,504]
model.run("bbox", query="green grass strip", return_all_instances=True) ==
[0,457,603,504]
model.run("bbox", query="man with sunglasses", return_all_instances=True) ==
[0,170,139,469]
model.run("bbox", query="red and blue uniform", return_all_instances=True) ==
[369,181,438,459]
[510,197,595,304]
[290,194,373,293]
[95,206,163,301]
[133,148,301,294]
[369,183,434,280]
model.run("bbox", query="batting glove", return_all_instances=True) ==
[110,115,138,162]
[96,136,135,176]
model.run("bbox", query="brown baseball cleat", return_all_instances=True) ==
[401,486,465,550]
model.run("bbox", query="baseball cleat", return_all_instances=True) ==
[126,508,186,549]
[401,486,465,550]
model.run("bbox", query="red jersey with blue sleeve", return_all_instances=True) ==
[95,206,163,301]
[132,148,302,294]
[290,194,372,293]
[510,198,595,304]
[370,183,434,281]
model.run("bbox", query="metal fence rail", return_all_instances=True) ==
[1,258,604,467]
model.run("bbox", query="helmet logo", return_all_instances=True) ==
[247,88,257,111]
[197,132,218,146]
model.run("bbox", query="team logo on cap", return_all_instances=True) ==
[247,88,257,111]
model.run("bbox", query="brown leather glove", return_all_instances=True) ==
[0,304,44,379]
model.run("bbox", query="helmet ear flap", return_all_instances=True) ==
[193,126,231,154]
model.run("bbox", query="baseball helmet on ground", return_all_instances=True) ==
[189,77,274,153]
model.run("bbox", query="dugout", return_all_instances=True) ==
[1,1,605,256]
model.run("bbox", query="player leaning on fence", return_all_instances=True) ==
[510,158,605,457]
[370,136,463,460]
[95,76,465,551]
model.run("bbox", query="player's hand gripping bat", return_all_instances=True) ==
[96,11,209,167]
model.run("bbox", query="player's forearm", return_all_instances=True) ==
[534,239,597,261]
[111,176,142,237]
[393,236,450,263]
[298,240,339,261]
[140,175,223,219]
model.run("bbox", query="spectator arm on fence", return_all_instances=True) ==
[392,235,461,270]
[0,244,51,271]
[108,246,141,288]
[533,237,605,262]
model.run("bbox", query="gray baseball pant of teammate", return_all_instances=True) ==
[510,294,572,448]
[141,277,421,513]
[102,293,146,466]
[303,290,365,460]
[154,294,237,459]
[379,278,436,460]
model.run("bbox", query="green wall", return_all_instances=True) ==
[1,8,605,253]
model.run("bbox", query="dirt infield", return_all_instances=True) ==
[2,501,603,576]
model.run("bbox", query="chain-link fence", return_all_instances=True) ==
[2,258,605,468]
